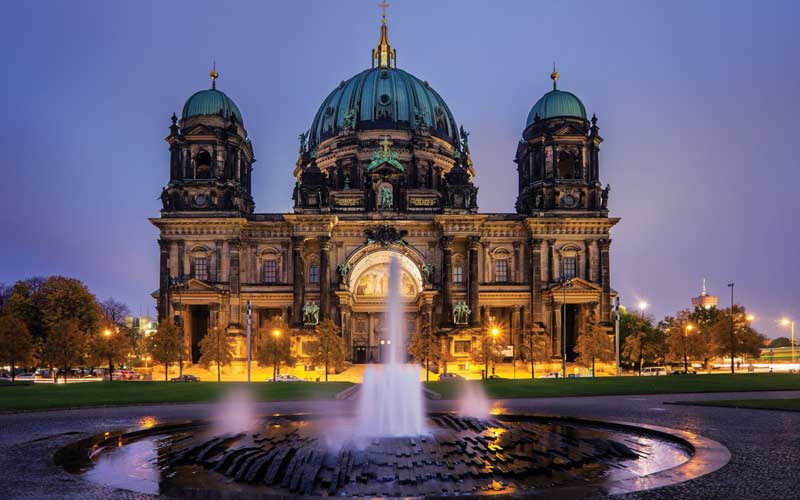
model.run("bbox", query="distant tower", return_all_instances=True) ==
[691,278,718,310]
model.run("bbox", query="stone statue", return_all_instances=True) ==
[379,185,393,210]
[601,184,611,209]
[337,262,349,278]
[414,106,428,131]
[303,302,320,325]
[159,187,172,210]
[452,302,471,325]
[297,131,307,154]
[421,263,435,283]
[364,225,409,247]
[341,105,358,132]
[459,125,470,152]
[534,193,542,209]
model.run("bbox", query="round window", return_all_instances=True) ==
[379,94,392,105]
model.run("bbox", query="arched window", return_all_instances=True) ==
[262,260,278,283]
[495,259,509,283]
[191,257,209,280]
[559,245,580,279]
[558,151,576,179]
[195,150,212,179]
[453,255,465,284]
[490,248,512,283]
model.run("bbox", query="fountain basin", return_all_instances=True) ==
[55,413,729,498]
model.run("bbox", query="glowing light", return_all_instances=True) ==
[272,328,282,337]
[781,318,793,327]
[746,314,755,322]
[103,329,112,337]
[491,328,500,337]
[637,300,649,311]
[138,416,158,429]
[685,324,694,332]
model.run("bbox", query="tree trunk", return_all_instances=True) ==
[325,358,329,382]
[425,357,430,382]
[10,358,15,382]
[164,363,168,382]
[592,357,595,377]
[684,354,688,373]
[530,338,535,379]
[217,362,221,382]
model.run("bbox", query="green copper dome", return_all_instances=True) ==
[308,66,459,148]
[526,89,586,126]
[182,88,243,124]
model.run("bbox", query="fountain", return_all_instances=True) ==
[54,253,730,497]
[357,256,424,437]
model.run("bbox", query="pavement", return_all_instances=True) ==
[0,390,798,499]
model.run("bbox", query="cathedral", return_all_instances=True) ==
[151,11,619,369]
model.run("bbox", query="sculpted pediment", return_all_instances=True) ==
[548,277,602,292]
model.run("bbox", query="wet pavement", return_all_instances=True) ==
[0,390,798,499]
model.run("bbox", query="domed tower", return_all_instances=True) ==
[515,68,607,216]
[293,10,477,214]
[160,68,255,215]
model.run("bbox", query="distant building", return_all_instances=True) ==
[124,316,158,338]
[691,279,718,310]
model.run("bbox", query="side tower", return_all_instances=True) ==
[517,69,618,364]
[515,69,606,215]
[160,69,255,216]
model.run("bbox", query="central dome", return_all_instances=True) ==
[308,16,459,149]
[308,67,459,148]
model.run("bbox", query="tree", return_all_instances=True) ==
[198,326,234,382]
[148,321,183,381]
[256,318,295,381]
[99,298,131,327]
[518,328,551,379]
[408,322,443,382]
[4,280,45,339]
[470,328,503,379]
[0,315,35,380]
[37,276,101,335]
[574,313,614,376]
[308,320,347,382]
[768,337,793,349]
[42,319,87,383]
[87,321,132,380]
[708,305,765,371]
[664,310,707,372]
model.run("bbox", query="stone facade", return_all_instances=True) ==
[151,16,619,367]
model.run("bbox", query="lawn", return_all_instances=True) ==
[0,381,354,412]
[424,373,800,400]
[672,398,800,412]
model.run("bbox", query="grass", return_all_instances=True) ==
[672,398,800,412]
[0,381,354,412]
[424,373,800,400]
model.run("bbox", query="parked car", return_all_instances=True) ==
[641,367,668,376]
[170,375,200,382]
[15,373,36,381]
[669,368,697,375]
[540,372,561,378]
[113,369,142,381]
[438,372,465,381]
[266,374,305,382]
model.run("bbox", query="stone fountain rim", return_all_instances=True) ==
[56,412,731,499]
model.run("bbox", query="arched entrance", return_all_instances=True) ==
[340,248,430,363]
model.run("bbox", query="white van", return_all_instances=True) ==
[641,367,667,376]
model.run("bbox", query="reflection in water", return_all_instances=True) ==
[85,438,160,495]
[138,416,158,429]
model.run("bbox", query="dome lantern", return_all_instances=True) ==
[372,0,396,68]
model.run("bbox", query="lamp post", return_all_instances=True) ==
[271,328,282,382]
[781,318,795,370]
[683,323,694,373]
[559,278,573,379]
[637,300,649,320]
[246,300,252,383]
[490,327,500,377]
[170,278,187,379]
[103,329,113,381]
[727,283,735,374]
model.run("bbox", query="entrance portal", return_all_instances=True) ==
[190,305,209,363]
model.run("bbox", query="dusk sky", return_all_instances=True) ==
[1,0,798,338]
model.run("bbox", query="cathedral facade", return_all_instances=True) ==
[151,14,619,368]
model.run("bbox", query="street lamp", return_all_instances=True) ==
[103,329,113,381]
[271,328,282,382]
[683,323,694,373]
[780,318,795,369]
[637,300,649,319]
[490,327,500,377]
[560,278,574,379]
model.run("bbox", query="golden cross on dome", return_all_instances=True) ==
[379,0,390,23]
[381,135,392,155]
[210,61,219,89]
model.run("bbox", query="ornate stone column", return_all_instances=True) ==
[291,236,305,326]
[583,239,592,281]
[529,238,543,325]
[158,239,170,321]
[228,238,241,295]
[318,236,331,320]
[177,240,185,279]
[599,239,611,321]
[547,239,556,283]
[467,236,481,326]
[439,235,454,327]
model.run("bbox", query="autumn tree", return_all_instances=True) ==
[707,305,764,372]
[470,328,503,378]
[198,326,235,382]
[518,328,552,378]
[0,315,36,380]
[408,322,443,381]
[4,279,45,339]
[87,321,132,380]
[148,321,183,381]
[574,313,614,376]
[308,320,347,382]
[42,319,87,383]
[37,276,101,335]
[256,318,295,381]
[768,337,793,348]
[663,310,706,372]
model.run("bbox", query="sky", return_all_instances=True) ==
[0,0,798,338]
